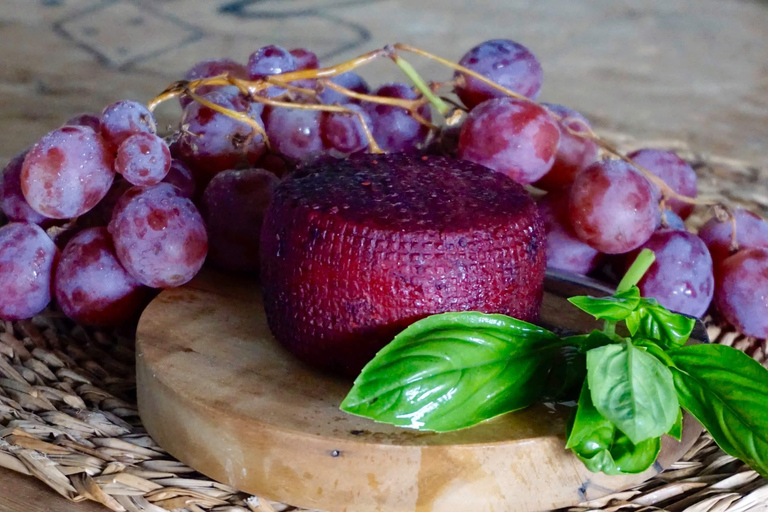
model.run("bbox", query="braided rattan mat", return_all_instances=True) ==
[0,140,766,512]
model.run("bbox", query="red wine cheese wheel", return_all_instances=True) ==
[261,153,546,375]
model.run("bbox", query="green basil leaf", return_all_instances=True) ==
[587,341,679,444]
[340,311,563,432]
[667,408,683,442]
[566,381,614,452]
[568,286,641,321]
[625,298,695,349]
[544,331,614,401]
[669,344,768,477]
[609,433,661,475]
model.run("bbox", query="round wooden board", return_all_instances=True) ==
[136,270,702,512]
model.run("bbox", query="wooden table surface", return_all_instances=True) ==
[1,1,768,510]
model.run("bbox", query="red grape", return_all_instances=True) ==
[100,100,157,150]
[715,247,768,338]
[21,126,115,219]
[264,107,327,162]
[162,159,196,199]
[320,104,372,154]
[0,150,47,224]
[0,222,58,320]
[247,45,297,97]
[534,103,599,190]
[108,184,208,288]
[538,190,601,275]
[289,48,320,91]
[362,83,431,153]
[457,97,560,184]
[115,132,171,186]
[201,168,278,273]
[627,149,698,219]
[54,227,147,326]
[569,159,660,254]
[630,230,714,317]
[181,58,248,108]
[697,208,768,268]
[454,39,543,109]
[64,113,101,132]
[318,72,369,105]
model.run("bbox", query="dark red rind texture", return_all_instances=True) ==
[260,153,546,376]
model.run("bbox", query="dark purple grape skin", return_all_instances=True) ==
[569,159,661,254]
[202,169,279,273]
[115,132,172,186]
[362,83,431,153]
[715,247,768,338]
[629,230,714,317]
[628,149,698,219]
[457,97,560,184]
[108,184,208,288]
[0,150,47,224]
[54,227,148,326]
[320,104,372,154]
[534,104,599,191]
[78,179,132,229]
[100,100,157,151]
[538,190,601,275]
[162,159,196,199]
[454,39,543,109]
[264,107,327,162]
[181,58,249,108]
[318,72,370,105]
[697,208,768,268]
[0,222,58,320]
[64,113,101,132]
[247,45,298,97]
[289,48,320,90]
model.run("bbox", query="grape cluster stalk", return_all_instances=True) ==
[0,39,764,341]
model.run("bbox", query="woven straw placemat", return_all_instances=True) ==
[0,140,766,512]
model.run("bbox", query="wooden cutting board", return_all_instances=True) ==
[136,270,704,512]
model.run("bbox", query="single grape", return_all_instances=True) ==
[661,209,685,230]
[0,222,58,320]
[454,39,543,109]
[21,126,115,219]
[362,83,431,153]
[247,45,298,97]
[162,159,196,198]
[64,113,101,132]
[115,132,171,186]
[202,169,278,273]
[108,183,208,288]
[538,190,601,275]
[289,48,320,91]
[177,89,266,184]
[697,208,768,268]
[457,97,560,184]
[569,159,660,254]
[318,72,370,105]
[627,149,697,219]
[628,230,713,317]
[181,58,249,108]
[715,247,768,338]
[534,104,599,190]
[0,150,48,224]
[320,104,372,154]
[264,106,327,162]
[54,227,148,326]
[100,100,157,150]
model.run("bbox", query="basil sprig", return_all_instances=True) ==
[341,249,768,478]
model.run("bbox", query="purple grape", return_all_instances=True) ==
[454,39,543,109]
[661,209,685,231]
[629,230,714,317]
[289,48,320,90]
[0,222,58,320]
[0,150,47,224]
[457,97,560,184]
[534,104,599,190]
[715,248,768,338]
[247,45,298,97]
[21,126,115,219]
[628,149,698,219]
[54,227,148,326]
[162,159,196,199]
[538,190,601,275]
[318,72,370,105]
[697,208,768,268]
[181,58,249,108]
[100,100,157,150]
[108,184,208,288]
[202,169,278,273]
[177,89,266,185]
[569,159,661,254]
[320,104,372,154]
[115,132,171,186]
[264,107,327,162]
[362,83,431,153]
[64,113,101,132]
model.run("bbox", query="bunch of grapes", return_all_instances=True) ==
[1,40,766,343]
